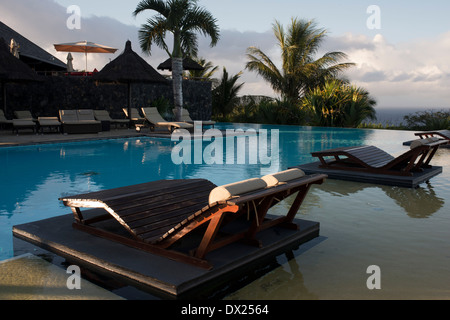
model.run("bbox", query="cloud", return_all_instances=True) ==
[339,32,450,108]
[0,0,166,71]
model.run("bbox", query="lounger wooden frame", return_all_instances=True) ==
[415,129,450,142]
[60,174,326,269]
[312,142,447,177]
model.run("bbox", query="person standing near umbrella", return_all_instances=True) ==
[133,0,220,122]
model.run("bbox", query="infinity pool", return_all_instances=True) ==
[1,123,449,299]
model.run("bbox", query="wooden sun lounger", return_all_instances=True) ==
[172,108,216,130]
[415,129,450,142]
[59,170,326,269]
[311,139,447,177]
[142,107,193,133]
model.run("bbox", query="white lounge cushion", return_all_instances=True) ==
[13,119,35,126]
[261,168,306,187]
[410,137,440,149]
[209,178,267,205]
[59,110,78,122]
[38,117,60,126]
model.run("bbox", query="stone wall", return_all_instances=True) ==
[2,76,212,121]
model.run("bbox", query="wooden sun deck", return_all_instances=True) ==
[311,141,447,177]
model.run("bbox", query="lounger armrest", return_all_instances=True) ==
[410,137,448,149]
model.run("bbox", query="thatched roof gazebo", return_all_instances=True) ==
[157,57,204,72]
[0,37,41,113]
[94,40,169,126]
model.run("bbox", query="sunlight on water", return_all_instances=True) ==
[1,125,449,299]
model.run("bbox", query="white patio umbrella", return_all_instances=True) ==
[66,53,74,72]
[54,41,118,72]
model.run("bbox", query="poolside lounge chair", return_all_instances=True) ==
[310,138,448,177]
[173,108,216,129]
[14,110,37,121]
[122,108,145,124]
[59,110,102,134]
[0,110,13,129]
[38,117,61,133]
[415,129,450,143]
[59,169,326,269]
[12,119,36,134]
[142,107,193,133]
[94,110,129,129]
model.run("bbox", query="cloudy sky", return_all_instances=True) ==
[2,0,450,109]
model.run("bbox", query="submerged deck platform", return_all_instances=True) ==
[295,161,443,188]
[13,213,319,299]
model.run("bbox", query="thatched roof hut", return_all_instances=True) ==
[0,21,66,72]
[94,40,168,125]
[94,40,168,84]
[157,57,204,72]
[0,37,41,82]
[1,37,42,112]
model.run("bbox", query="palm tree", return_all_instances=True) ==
[185,57,219,81]
[133,0,220,121]
[303,79,377,127]
[246,18,354,103]
[212,67,245,119]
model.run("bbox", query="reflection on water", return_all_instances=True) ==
[0,254,122,300]
[1,126,450,299]
[226,251,319,300]
[318,180,445,219]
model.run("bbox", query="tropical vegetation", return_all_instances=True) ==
[245,18,354,104]
[133,0,220,121]
[402,109,450,131]
[185,57,219,81]
[303,79,377,128]
[212,68,245,119]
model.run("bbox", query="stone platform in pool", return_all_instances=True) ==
[294,161,443,188]
[13,213,319,299]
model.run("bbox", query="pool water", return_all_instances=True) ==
[1,123,449,299]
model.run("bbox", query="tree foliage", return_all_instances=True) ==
[246,18,354,103]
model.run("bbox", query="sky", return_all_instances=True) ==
[2,0,450,109]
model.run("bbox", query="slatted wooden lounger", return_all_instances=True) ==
[59,169,326,269]
[311,138,448,177]
[415,129,450,142]
[141,107,194,133]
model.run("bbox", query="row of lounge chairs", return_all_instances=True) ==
[0,110,61,134]
[127,107,216,133]
[1,107,215,134]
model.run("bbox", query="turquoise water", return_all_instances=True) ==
[1,123,449,299]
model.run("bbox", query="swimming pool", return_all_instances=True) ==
[1,123,449,299]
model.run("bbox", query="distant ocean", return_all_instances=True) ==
[373,107,450,126]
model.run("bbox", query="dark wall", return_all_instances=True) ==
[2,76,212,120]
